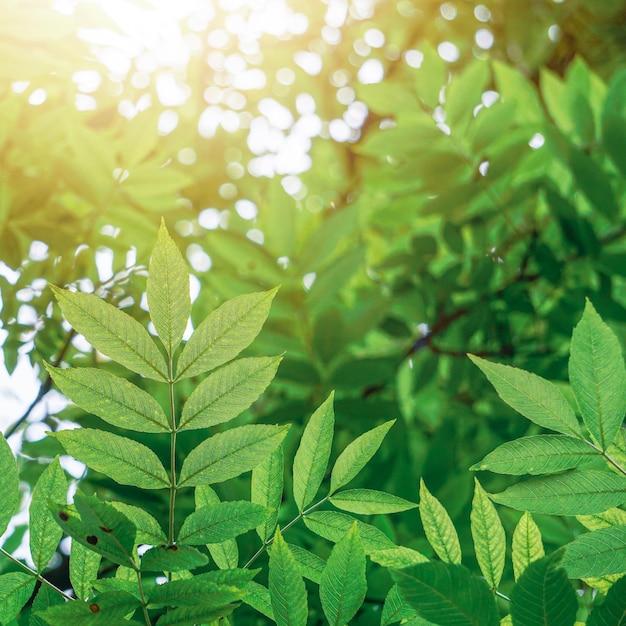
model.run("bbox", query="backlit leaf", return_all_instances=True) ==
[419,479,462,564]
[269,528,307,626]
[175,288,278,380]
[179,356,281,431]
[53,428,170,489]
[381,584,420,626]
[330,488,417,515]
[251,446,283,543]
[392,561,499,626]
[577,507,626,531]
[490,469,626,515]
[330,420,395,494]
[110,501,167,545]
[70,539,101,601]
[471,435,598,475]
[471,479,505,590]
[369,546,429,569]
[29,457,67,571]
[178,501,267,545]
[320,523,366,626]
[147,220,190,357]
[0,573,36,624]
[155,604,236,626]
[147,572,247,608]
[512,512,545,581]
[50,285,168,382]
[569,299,626,450]
[287,544,326,584]
[293,392,335,512]
[178,424,289,487]
[469,355,581,437]
[510,551,577,626]
[46,364,170,433]
[562,525,626,578]
[242,581,274,620]
[0,431,19,536]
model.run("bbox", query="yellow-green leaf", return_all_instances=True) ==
[512,512,545,581]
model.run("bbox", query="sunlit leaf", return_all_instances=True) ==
[330,488,417,515]
[242,581,274,620]
[0,432,19,537]
[110,501,167,545]
[562,525,626,578]
[287,544,326,584]
[0,573,36,624]
[147,572,247,608]
[512,512,545,581]
[70,539,101,601]
[577,507,626,531]
[251,446,283,543]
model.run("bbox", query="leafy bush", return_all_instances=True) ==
[2,224,626,625]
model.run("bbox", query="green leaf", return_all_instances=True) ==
[30,457,67,571]
[287,544,326,583]
[392,561,500,626]
[471,479,506,590]
[320,523,367,626]
[194,486,239,569]
[414,41,447,109]
[577,507,626,531]
[329,420,395,493]
[381,584,420,626]
[303,511,396,553]
[512,512,545,581]
[562,525,626,578]
[178,501,267,545]
[70,539,102,601]
[29,583,64,626]
[0,573,36,624]
[251,446,283,543]
[110,502,167,545]
[419,479,462,564]
[147,220,190,357]
[179,356,281,431]
[147,572,247,608]
[293,392,335,512]
[0,432,19,536]
[510,551,577,626]
[46,364,170,433]
[242,581,274,620]
[446,60,490,130]
[369,546,429,569]
[53,428,170,489]
[587,575,626,626]
[269,528,307,626]
[178,424,289,487]
[50,285,168,382]
[471,435,599,475]
[155,604,237,626]
[569,299,626,450]
[38,590,141,625]
[175,288,278,380]
[468,355,581,437]
[140,545,209,572]
[330,489,417,515]
[50,493,137,569]
[490,469,626,515]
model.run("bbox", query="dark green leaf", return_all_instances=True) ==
[29,584,64,626]
[587,575,626,626]
[140,545,209,572]
[562,525,626,578]
[251,446,283,543]
[147,573,246,608]
[0,432,19,536]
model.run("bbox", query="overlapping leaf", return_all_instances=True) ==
[512,512,545,581]
[0,573,36,624]
[330,488,417,515]
[141,545,209,572]
[70,539,101,601]
[562,525,626,578]
[587,575,626,626]
[251,446,284,543]
[0,432,19,536]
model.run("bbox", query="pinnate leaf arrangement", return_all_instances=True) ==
[2,225,626,625]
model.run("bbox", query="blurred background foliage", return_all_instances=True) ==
[1,0,626,620]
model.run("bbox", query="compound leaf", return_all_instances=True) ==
[175,288,278,380]
[50,285,168,382]
[293,392,335,512]
[147,220,190,357]
[46,364,170,433]
[179,356,281,431]
[53,428,170,489]
[179,424,289,487]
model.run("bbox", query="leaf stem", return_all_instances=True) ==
[243,496,329,569]
[0,546,74,601]
[168,359,177,548]
[495,589,511,602]
[135,569,153,626]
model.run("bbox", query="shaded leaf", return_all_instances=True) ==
[512,512,545,581]
[569,299,626,450]
[50,285,168,382]
[242,581,274,620]
[175,288,278,380]
[46,364,170,433]
[178,424,289,487]
[53,428,170,489]
[29,584,64,626]
[140,545,209,572]
[147,219,190,357]
[147,572,246,608]
[330,420,395,493]
[392,561,499,626]
[471,435,599,475]
[320,523,367,626]
[419,479,462,564]
[471,479,505,590]
[179,356,281,431]
[510,551,577,626]
[110,502,167,546]
[293,392,335,512]
[469,355,581,437]
[587,575,626,626]
[155,604,236,626]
